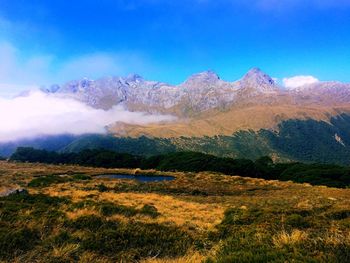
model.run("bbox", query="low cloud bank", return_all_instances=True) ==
[283,75,319,89]
[0,91,175,142]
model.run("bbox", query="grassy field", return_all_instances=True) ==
[0,161,349,262]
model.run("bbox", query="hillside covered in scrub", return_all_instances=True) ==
[0,161,349,262]
[10,147,350,188]
[4,114,350,166]
[3,69,350,166]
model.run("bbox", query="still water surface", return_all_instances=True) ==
[96,174,175,183]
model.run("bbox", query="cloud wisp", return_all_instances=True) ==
[0,41,152,97]
[243,0,350,11]
[0,91,175,142]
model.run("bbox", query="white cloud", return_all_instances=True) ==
[57,52,149,81]
[0,84,40,98]
[283,75,319,89]
[0,91,175,142]
[0,41,54,96]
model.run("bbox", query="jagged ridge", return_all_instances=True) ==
[41,68,350,116]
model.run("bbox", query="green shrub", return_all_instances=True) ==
[50,230,77,246]
[0,227,40,259]
[79,218,193,260]
[220,208,260,226]
[69,215,104,232]
[140,204,160,218]
[71,174,91,180]
[1,193,68,207]
[285,214,310,228]
[280,164,350,188]
[10,146,350,188]
[326,210,350,220]
[69,200,97,211]
[97,184,108,192]
[99,202,137,217]
[0,193,68,228]
[28,175,68,187]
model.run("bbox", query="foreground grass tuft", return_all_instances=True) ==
[0,161,350,262]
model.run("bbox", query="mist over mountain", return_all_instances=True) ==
[3,68,350,164]
[0,90,175,143]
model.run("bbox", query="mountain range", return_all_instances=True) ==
[3,68,350,164]
[42,68,350,112]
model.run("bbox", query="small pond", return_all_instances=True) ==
[96,174,175,183]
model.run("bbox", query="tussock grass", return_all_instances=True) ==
[272,229,308,248]
[1,161,350,262]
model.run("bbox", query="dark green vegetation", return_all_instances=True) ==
[3,114,350,165]
[206,206,350,263]
[28,174,91,188]
[11,148,350,188]
[1,161,350,262]
[67,199,160,218]
[11,147,141,168]
[0,192,192,262]
[61,134,176,156]
[167,115,350,165]
[0,134,78,157]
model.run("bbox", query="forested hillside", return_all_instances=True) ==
[10,148,350,188]
[3,114,350,165]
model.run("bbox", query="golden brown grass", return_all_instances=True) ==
[52,243,80,258]
[2,161,350,262]
[141,252,205,263]
[109,105,350,138]
[66,208,100,220]
[273,229,309,248]
[98,192,225,231]
[78,252,111,263]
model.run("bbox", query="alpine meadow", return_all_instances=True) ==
[0,1,350,262]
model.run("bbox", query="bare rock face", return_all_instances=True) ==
[40,68,350,116]
[51,77,130,110]
[181,70,221,88]
[291,82,350,105]
[239,68,279,93]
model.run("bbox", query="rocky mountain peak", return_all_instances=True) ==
[184,70,220,84]
[126,74,144,83]
[240,68,278,93]
[242,68,274,84]
[34,69,350,115]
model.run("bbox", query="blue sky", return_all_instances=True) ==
[0,0,350,95]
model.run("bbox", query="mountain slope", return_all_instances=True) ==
[41,68,289,115]
[42,68,350,114]
[0,135,78,157]
[56,113,350,165]
[109,105,350,138]
[41,68,350,136]
[9,68,350,164]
